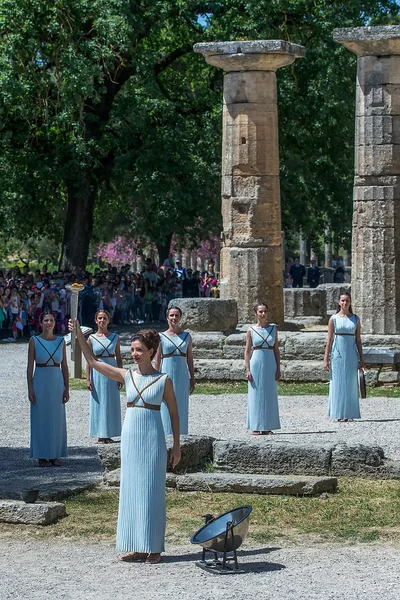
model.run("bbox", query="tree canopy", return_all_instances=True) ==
[0,0,398,267]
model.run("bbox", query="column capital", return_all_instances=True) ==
[193,40,305,72]
[333,26,400,57]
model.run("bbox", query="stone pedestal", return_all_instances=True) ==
[194,41,305,323]
[334,26,400,333]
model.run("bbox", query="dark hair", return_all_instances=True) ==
[336,292,353,314]
[167,305,183,317]
[253,301,268,314]
[131,329,160,357]
[95,309,111,321]
[39,310,55,324]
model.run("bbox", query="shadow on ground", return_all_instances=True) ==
[0,446,103,501]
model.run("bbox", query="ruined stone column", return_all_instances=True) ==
[324,229,332,267]
[194,41,305,323]
[334,26,400,333]
[299,235,307,266]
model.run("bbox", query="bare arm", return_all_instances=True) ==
[274,327,281,381]
[27,338,36,404]
[187,336,195,393]
[71,319,126,384]
[86,337,92,390]
[323,318,335,371]
[163,377,181,468]
[244,330,253,382]
[115,336,123,368]
[355,318,364,368]
[154,342,162,372]
[61,343,69,403]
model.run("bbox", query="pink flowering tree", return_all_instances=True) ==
[95,237,140,268]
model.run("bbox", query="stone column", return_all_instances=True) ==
[299,235,307,266]
[334,26,400,333]
[343,249,351,268]
[324,229,333,267]
[191,250,198,271]
[194,41,305,323]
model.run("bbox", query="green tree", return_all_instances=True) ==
[0,1,398,267]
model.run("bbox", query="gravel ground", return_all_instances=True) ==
[1,538,400,600]
[2,342,400,598]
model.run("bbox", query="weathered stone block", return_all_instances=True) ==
[284,288,327,318]
[318,284,351,311]
[176,473,338,496]
[353,199,397,229]
[356,144,400,176]
[168,298,238,333]
[223,70,277,105]
[194,359,245,381]
[363,347,400,365]
[333,26,400,58]
[358,55,400,86]
[104,469,177,489]
[330,444,386,477]
[213,440,332,475]
[165,435,215,474]
[356,115,400,145]
[98,436,215,474]
[191,332,226,359]
[280,360,329,382]
[0,500,66,525]
[378,370,400,383]
[356,83,400,117]
[220,246,284,325]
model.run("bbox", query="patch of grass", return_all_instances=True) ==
[69,378,88,391]
[2,479,400,546]
[194,381,400,397]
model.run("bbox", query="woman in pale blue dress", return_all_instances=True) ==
[324,292,364,421]
[154,306,195,435]
[27,310,69,467]
[86,310,122,443]
[72,320,180,564]
[244,302,281,435]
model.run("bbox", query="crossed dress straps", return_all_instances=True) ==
[160,332,189,358]
[127,371,165,411]
[35,336,64,367]
[91,333,117,357]
[250,326,275,351]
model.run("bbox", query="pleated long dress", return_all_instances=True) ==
[328,313,361,420]
[116,370,168,554]
[159,332,190,435]
[30,336,67,459]
[247,325,281,432]
[89,333,121,438]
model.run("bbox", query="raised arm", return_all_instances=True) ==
[154,342,162,372]
[323,317,335,371]
[86,336,93,391]
[244,330,253,382]
[70,319,126,384]
[355,318,364,368]
[187,336,195,394]
[27,338,36,404]
[163,377,180,468]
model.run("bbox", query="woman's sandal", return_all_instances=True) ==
[120,552,147,562]
[145,553,161,564]
[38,459,52,467]
[262,431,273,435]
[251,431,263,436]
[50,458,62,466]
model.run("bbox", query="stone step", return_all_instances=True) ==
[97,435,215,474]
[194,359,329,382]
[0,500,66,525]
[213,440,400,479]
[176,472,337,496]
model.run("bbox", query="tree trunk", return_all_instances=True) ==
[156,233,173,266]
[59,178,95,271]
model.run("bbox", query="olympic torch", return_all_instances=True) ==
[65,283,84,370]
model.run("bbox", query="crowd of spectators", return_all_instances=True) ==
[0,257,220,340]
